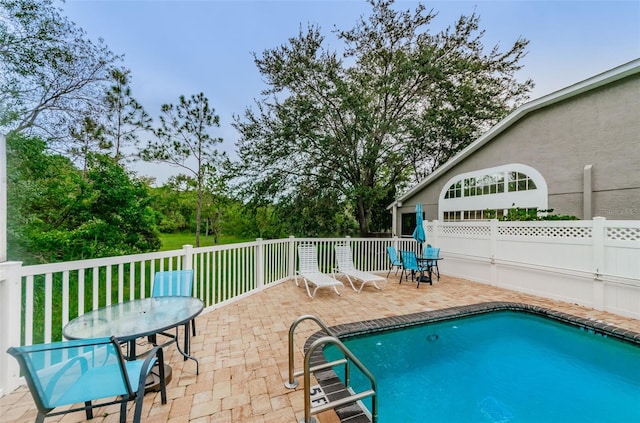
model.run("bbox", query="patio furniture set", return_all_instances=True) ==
[7,270,202,423]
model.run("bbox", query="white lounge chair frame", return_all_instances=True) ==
[295,244,343,298]
[334,245,385,293]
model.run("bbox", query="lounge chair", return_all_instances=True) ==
[386,246,403,277]
[295,244,343,298]
[334,245,385,293]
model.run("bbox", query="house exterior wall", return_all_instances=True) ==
[396,72,640,229]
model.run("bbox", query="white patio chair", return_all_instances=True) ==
[334,244,386,293]
[295,244,343,298]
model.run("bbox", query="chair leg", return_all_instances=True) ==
[133,395,144,423]
[156,348,167,404]
[84,401,93,420]
[120,398,128,423]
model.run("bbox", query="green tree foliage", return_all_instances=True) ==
[150,172,239,244]
[141,93,227,247]
[487,206,579,221]
[233,0,532,236]
[7,133,160,263]
[0,0,119,144]
[274,189,359,238]
[69,114,107,175]
[149,175,198,233]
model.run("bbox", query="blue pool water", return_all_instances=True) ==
[323,311,640,422]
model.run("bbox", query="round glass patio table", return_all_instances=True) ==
[63,297,203,396]
[63,297,203,342]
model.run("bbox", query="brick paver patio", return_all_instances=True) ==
[2,274,638,422]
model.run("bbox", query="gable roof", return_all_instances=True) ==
[393,58,640,205]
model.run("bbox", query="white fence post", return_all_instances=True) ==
[592,217,606,310]
[182,244,194,270]
[256,238,264,290]
[0,261,23,396]
[288,236,296,278]
[490,219,499,285]
[1,134,6,262]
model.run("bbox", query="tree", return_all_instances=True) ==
[201,164,232,243]
[233,0,533,236]
[141,93,227,247]
[101,69,152,162]
[150,175,198,233]
[0,0,119,144]
[7,133,160,263]
[68,114,107,176]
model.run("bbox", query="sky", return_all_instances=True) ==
[61,0,640,185]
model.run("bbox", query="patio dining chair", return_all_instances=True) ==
[386,246,403,277]
[334,244,385,293]
[151,270,199,373]
[7,336,164,423]
[295,244,344,298]
[152,270,196,336]
[399,250,431,287]
[422,244,441,280]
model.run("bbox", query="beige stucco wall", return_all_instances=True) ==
[397,73,640,226]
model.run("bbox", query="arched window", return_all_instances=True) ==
[439,164,548,221]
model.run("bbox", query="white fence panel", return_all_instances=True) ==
[425,217,640,319]
[604,222,640,278]
[605,284,640,317]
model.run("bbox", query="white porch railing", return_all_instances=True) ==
[0,235,411,396]
[2,219,639,396]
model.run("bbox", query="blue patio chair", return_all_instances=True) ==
[386,246,403,277]
[400,250,431,287]
[151,270,199,373]
[422,244,441,280]
[152,270,196,336]
[7,336,164,423]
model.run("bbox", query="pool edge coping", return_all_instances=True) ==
[303,301,640,423]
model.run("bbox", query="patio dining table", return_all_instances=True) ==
[63,296,203,397]
[415,256,443,286]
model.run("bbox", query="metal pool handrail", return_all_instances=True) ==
[302,336,378,423]
[285,314,378,423]
[285,314,336,389]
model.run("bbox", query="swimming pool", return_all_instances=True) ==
[314,303,640,423]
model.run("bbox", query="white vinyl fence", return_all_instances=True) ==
[426,217,640,319]
[2,219,639,396]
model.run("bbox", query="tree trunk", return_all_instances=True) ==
[195,184,202,247]
[356,198,370,237]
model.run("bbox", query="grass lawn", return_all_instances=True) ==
[159,232,254,251]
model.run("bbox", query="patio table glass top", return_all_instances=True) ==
[63,297,203,342]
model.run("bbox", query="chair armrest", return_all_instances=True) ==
[134,345,161,396]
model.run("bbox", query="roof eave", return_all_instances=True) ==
[393,58,640,205]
